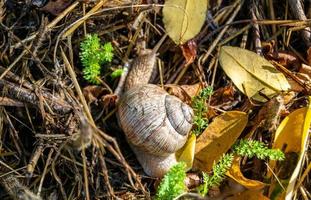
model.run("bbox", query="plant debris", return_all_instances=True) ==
[0,0,310,199]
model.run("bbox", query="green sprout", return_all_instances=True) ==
[192,86,213,136]
[155,162,187,200]
[232,139,285,161]
[155,139,285,198]
[80,34,114,84]
[197,154,234,196]
[110,68,124,79]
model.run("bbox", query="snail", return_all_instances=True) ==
[116,37,194,177]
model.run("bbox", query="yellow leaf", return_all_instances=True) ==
[226,157,266,190]
[219,46,291,102]
[162,0,208,44]
[268,97,311,200]
[194,111,248,172]
[272,107,307,153]
[268,107,307,175]
[176,133,196,171]
[226,190,269,200]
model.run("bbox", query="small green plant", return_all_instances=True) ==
[155,162,187,200]
[196,140,285,195]
[155,139,285,199]
[192,86,213,136]
[110,68,124,79]
[80,34,114,84]
[197,154,234,196]
[232,139,285,161]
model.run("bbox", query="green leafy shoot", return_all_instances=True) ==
[196,140,285,196]
[80,34,114,84]
[110,68,124,79]
[191,86,213,136]
[197,154,234,196]
[155,162,187,200]
[232,139,285,161]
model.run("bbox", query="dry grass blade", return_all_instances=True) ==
[0,0,310,199]
[0,0,5,23]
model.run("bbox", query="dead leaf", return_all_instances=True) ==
[307,47,311,66]
[194,111,248,172]
[272,107,307,153]
[299,63,311,78]
[184,173,201,189]
[265,50,301,70]
[162,0,208,44]
[176,133,196,171]
[83,85,107,105]
[287,78,305,92]
[226,157,266,190]
[250,95,285,134]
[226,189,269,200]
[219,46,291,102]
[181,40,197,65]
[268,98,311,200]
[101,94,118,109]
[210,85,239,110]
[40,0,71,16]
[165,83,201,104]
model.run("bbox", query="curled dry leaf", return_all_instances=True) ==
[162,0,208,45]
[40,0,71,15]
[165,83,202,104]
[268,98,311,200]
[287,78,305,92]
[307,47,311,66]
[181,39,197,65]
[250,95,286,134]
[226,189,269,200]
[299,63,311,78]
[83,85,107,105]
[194,111,248,172]
[219,46,291,102]
[210,85,240,111]
[265,50,301,70]
[226,157,266,190]
[184,173,201,189]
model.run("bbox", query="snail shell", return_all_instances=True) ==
[118,84,193,177]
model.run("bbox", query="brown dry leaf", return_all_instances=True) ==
[266,50,301,70]
[162,0,208,44]
[226,157,266,190]
[287,78,305,92]
[165,83,201,104]
[181,40,197,65]
[210,85,239,110]
[299,63,311,78]
[250,95,285,134]
[307,47,311,66]
[83,85,107,105]
[226,189,269,200]
[101,94,118,109]
[40,0,71,15]
[219,46,291,102]
[194,111,248,172]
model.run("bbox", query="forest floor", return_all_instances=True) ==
[0,0,310,199]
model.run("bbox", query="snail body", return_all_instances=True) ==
[117,41,194,177]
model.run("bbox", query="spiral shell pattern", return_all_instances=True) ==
[118,84,194,156]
